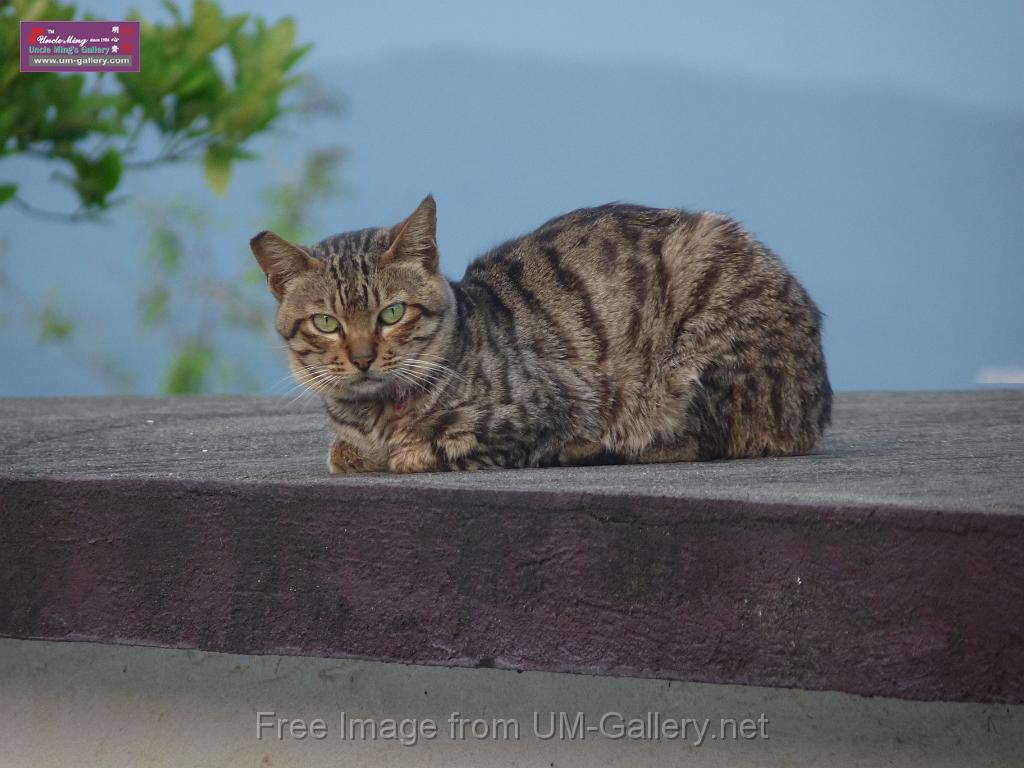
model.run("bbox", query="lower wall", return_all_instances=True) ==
[0,638,1021,767]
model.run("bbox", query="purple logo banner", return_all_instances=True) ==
[20,20,140,73]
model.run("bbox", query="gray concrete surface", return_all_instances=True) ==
[3,391,1024,704]
[1,637,1021,768]
[0,391,1021,513]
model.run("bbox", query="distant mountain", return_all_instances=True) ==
[2,51,1021,394]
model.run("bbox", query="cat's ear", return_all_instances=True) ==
[250,230,318,301]
[385,194,438,272]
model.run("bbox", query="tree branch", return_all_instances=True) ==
[10,197,105,223]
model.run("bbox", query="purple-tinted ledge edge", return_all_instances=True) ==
[2,475,1023,704]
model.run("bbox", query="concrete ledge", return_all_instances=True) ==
[1,392,1022,703]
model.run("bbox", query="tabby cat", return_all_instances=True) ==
[251,196,831,473]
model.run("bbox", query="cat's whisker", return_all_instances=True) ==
[282,376,318,402]
[287,372,341,405]
[272,374,321,394]
[390,369,429,394]
[284,387,314,404]
[283,367,343,402]
[396,361,441,381]
[283,370,332,392]
[392,362,432,386]
[287,389,314,406]
[409,353,459,366]
[283,384,319,404]
[405,355,459,368]
[407,360,453,374]
[299,370,342,389]
[269,369,309,392]
[402,358,468,384]
[399,368,444,387]
[395,366,440,394]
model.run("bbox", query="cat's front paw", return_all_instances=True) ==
[387,442,440,473]
[328,438,381,473]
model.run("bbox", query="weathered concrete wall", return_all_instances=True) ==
[1,638,1021,768]
[4,476,1024,703]
[1,392,1023,703]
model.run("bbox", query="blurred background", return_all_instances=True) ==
[1,0,1022,396]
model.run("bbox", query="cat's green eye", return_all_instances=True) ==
[311,313,340,333]
[379,303,406,326]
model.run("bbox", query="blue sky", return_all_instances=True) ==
[122,0,1024,112]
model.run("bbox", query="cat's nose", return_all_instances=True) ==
[349,350,376,371]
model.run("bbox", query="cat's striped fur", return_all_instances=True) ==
[251,196,831,472]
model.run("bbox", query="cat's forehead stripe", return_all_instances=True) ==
[314,227,382,260]
[309,228,387,312]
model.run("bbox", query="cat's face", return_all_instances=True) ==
[251,195,452,401]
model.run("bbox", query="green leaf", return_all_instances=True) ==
[70,149,123,207]
[203,144,231,194]
[163,342,214,394]
[264,17,297,66]
[39,303,75,343]
[139,287,169,327]
[160,0,185,24]
[0,184,15,205]
[149,226,181,271]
